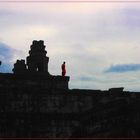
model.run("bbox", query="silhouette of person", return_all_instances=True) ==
[61,61,66,76]
[0,61,1,66]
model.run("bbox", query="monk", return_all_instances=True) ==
[61,61,66,76]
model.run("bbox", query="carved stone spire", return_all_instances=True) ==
[26,40,49,73]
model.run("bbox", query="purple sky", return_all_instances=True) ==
[0,1,140,91]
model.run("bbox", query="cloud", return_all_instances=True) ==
[0,9,14,16]
[105,64,140,73]
[119,7,140,30]
[0,64,12,73]
[0,42,23,73]
[0,42,13,61]
[78,76,93,81]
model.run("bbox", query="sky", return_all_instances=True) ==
[0,1,140,91]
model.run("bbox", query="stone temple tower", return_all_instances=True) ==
[12,40,70,89]
[26,40,49,74]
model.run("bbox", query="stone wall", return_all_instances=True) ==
[0,73,69,90]
[0,73,140,138]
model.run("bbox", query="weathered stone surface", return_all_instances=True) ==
[0,78,140,138]
[27,40,49,73]
[12,60,26,74]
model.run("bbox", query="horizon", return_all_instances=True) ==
[0,1,140,91]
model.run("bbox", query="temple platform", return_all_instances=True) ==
[0,73,70,89]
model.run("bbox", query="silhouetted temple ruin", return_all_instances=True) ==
[0,40,140,138]
[13,40,49,74]
[12,40,69,89]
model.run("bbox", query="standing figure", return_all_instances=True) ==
[61,61,66,76]
[0,61,1,66]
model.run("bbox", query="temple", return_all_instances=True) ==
[12,40,70,89]
[0,40,140,138]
